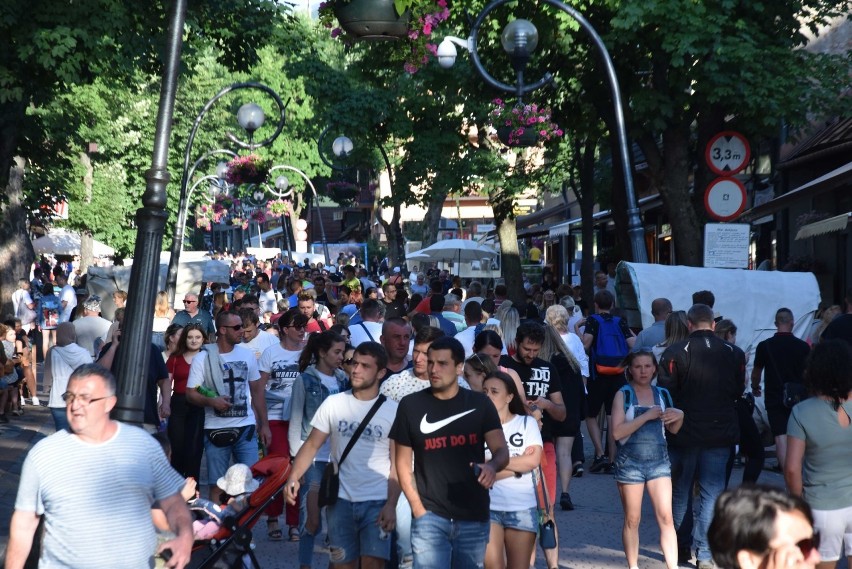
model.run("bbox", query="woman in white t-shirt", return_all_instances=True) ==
[483,371,543,569]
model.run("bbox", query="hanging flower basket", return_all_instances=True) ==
[326,181,360,205]
[496,127,541,147]
[250,210,267,224]
[266,199,291,218]
[490,99,564,147]
[225,154,271,186]
[229,216,249,230]
[319,0,450,73]
[331,0,409,39]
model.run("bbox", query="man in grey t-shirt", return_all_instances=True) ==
[6,364,193,569]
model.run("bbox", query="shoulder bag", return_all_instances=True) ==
[318,394,387,507]
[531,462,557,550]
[764,343,808,409]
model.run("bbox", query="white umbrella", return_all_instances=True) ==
[31,229,115,257]
[412,239,499,263]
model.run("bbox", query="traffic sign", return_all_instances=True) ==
[704,178,747,221]
[705,131,750,176]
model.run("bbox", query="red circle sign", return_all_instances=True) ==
[704,178,747,221]
[705,131,750,176]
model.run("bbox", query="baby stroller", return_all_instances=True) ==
[186,454,291,569]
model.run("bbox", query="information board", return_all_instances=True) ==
[703,223,750,269]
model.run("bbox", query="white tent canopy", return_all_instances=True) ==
[32,229,114,257]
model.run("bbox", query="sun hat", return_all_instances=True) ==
[216,463,259,496]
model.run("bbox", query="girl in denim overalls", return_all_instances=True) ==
[611,351,685,569]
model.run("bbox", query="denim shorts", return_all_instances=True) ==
[489,507,538,534]
[326,498,391,563]
[614,449,671,484]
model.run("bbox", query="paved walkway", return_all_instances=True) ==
[1,396,804,569]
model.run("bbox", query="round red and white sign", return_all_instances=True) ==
[705,131,750,176]
[704,178,747,221]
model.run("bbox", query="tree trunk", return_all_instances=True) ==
[0,101,34,315]
[79,151,94,275]
[492,193,525,305]
[607,130,632,262]
[660,125,703,266]
[421,188,448,248]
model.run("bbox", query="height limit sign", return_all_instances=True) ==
[705,131,750,176]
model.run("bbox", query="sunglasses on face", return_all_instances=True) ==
[183,299,197,304]
[220,324,244,331]
[793,533,820,558]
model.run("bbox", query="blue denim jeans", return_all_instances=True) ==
[202,425,258,487]
[298,461,326,567]
[669,446,730,562]
[411,511,489,569]
[395,494,414,568]
[50,407,70,432]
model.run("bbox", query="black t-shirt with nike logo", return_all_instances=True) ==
[390,387,502,522]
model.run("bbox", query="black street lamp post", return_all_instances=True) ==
[437,0,648,263]
[112,0,189,424]
[166,82,287,305]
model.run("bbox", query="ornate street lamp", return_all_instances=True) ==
[437,0,648,263]
[112,0,189,424]
[269,164,331,266]
[166,82,287,304]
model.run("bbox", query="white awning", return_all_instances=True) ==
[795,212,851,240]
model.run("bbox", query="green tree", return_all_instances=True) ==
[0,0,280,310]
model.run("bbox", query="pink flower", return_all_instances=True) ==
[426,43,438,55]
[493,98,503,105]
[555,130,564,136]
[540,130,548,136]
[408,29,419,40]
[538,116,546,123]
[437,0,447,6]
[404,62,419,74]
[505,120,512,126]
[422,22,432,35]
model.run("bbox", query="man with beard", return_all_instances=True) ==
[286,342,399,569]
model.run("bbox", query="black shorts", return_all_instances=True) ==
[766,404,791,437]
[586,374,626,417]
[552,418,581,438]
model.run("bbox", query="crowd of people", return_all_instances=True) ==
[7,252,852,569]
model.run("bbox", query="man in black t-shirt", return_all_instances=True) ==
[500,322,566,569]
[381,282,407,321]
[822,289,852,346]
[390,337,508,569]
[750,308,810,469]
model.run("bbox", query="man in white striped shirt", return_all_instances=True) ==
[6,364,193,569]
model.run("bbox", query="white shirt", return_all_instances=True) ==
[59,285,77,323]
[486,414,542,512]
[258,344,302,421]
[455,325,478,359]
[560,332,590,378]
[187,345,261,429]
[258,289,278,314]
[310,392,398,502]
[242,330,278,362]
[348,321,383,347]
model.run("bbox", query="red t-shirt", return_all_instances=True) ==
[167,353,192,395]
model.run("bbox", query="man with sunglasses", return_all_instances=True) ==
[7,364,193,569]
[186,310,270,503]
[173,292,215,337]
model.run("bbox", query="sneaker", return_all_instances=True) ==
[697,560,715,569]
[572,462,584,478]
[31,396,40,406]
[559,493,574,511]
[590,455,610,474]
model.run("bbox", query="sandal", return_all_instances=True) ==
[267,519,283,541]
[289,526,300,542]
